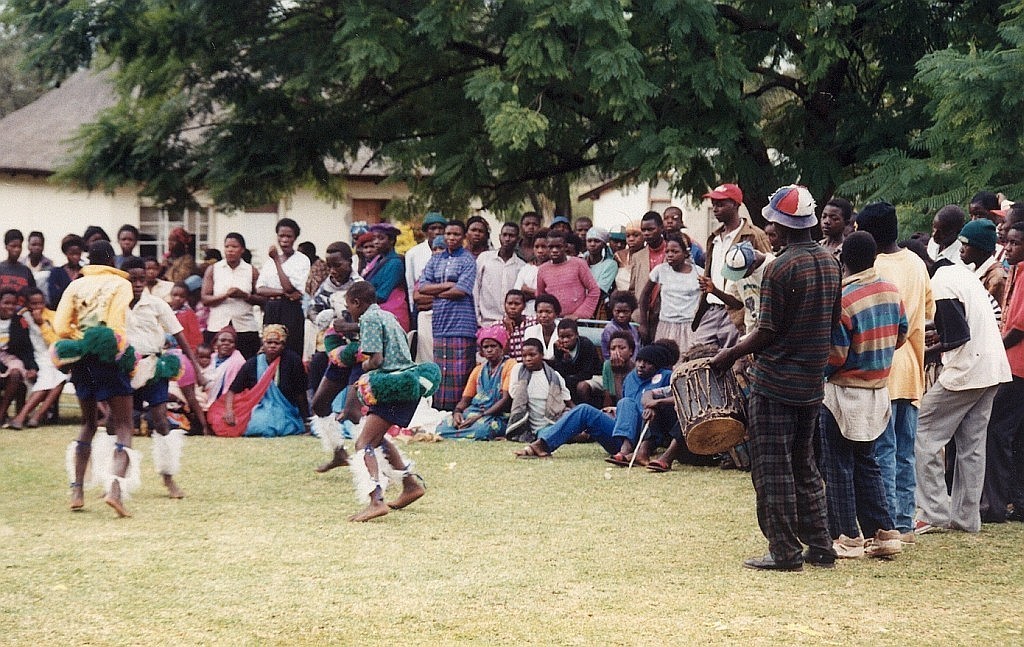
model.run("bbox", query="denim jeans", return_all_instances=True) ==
[820,405,895,539]
[539,404,619,454]
[874,399,918,534]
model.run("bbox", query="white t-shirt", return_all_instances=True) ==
[649,263,703,324]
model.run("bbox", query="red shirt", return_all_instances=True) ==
[1003,264,1024,377]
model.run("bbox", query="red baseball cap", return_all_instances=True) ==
[703,183,743,204]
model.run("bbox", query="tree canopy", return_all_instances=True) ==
[845,2,1024,214]
[2,0,1006,218]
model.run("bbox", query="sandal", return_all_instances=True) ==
[604,453,629,467]
[646,459,671,473]
[515,444,551,459]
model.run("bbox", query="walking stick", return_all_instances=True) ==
[627,421,651,471]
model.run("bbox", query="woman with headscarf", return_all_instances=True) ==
[208,324,307,437]
[436,325,517,440]
[361,223,410,331]
[201,327,246,414]
[163,227,199,283]
[355,232,377,276]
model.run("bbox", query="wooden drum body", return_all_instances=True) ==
[671,358,747,455]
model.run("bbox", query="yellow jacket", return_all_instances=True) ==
[53,265,133,346]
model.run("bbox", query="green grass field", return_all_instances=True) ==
[2,426,1023,646]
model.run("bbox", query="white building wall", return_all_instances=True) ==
[0,175,139,264]
[590,184,651,233]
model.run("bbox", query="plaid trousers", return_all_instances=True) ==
[820,405,894,540]
[748,393,832,562]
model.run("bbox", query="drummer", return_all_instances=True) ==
[709,184,842,572]
[514,342,677,461]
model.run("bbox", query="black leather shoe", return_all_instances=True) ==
[1008,507,1024,523]
[803,547,837,568]
[743,554,803,572]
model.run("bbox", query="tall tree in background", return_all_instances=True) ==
[0,26,46,118]
[845,2,1024,213]
[2,1,1004,218]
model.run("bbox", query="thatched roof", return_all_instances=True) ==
[0,68,406,180]
[0,68,116,175]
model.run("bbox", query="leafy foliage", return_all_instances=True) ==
[1,0,1006,217]
[842,1,1022,213]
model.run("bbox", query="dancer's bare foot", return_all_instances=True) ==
[315,447,350,473]
[388,476,425,510]
[163,474,185,499]
[70,484,84,511]
[349,500,389,522]
[104,481,131,517]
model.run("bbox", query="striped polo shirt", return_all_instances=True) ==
[825,268,908,388]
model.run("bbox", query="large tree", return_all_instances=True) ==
[3,0,1004,218]
[844,2,1024,214]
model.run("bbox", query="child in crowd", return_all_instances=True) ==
[702,241,776,337]
[502,289,535,361]
[143,257,174,303]
[548,319,602,404]
[523,294,561,359]
[6,288,64,429]
[578,331,637,409]
[505,338,571,444]
[437,324,517,440]
[513,228,549,315]
[168,281,208,435]
[601,291,640,359]
[640,233,702,354]
[0,288,37,426]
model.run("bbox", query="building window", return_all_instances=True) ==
[138,206,211,260]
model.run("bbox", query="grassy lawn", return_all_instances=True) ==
[2,425,1023,646]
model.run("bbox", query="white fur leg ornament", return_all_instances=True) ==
[349,446,390,504]
[88,431,117,490]
[312,415,344,454]
[151,429,185,476]
[379,444,415,485]
[104,443,143,501]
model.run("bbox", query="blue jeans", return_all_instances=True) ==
[874,399,918,533]
[820,405,894,539]
[539,403,639,454]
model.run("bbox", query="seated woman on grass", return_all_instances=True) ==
[437,324,517,440]
[514,341,677,461]
[212,324,307,437]
[6,287,64,429]
[0,288,38,427]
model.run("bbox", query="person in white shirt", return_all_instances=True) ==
[405,212,447,362]
[256,218,310,357]
[926,204,965,264]
[475,222,525,326]
[123,258,205,501]
[914,252,1012,533]
[201,232,265,359]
